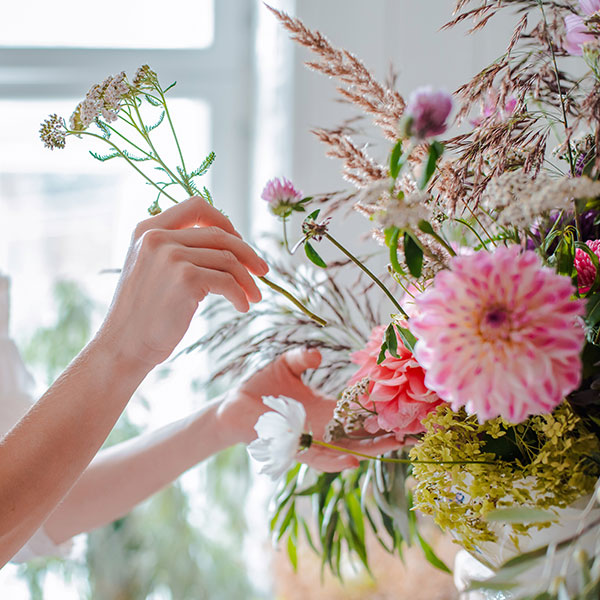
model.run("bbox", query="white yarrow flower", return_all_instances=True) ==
[247,396,307,480]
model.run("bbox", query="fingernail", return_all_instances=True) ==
[259,259,269,275]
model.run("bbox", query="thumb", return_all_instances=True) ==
[282,347,322,377]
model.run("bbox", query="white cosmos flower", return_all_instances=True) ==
[247,396,307,480]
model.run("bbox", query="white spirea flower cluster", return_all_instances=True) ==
[356,177,432,231]
[483,171,600,228]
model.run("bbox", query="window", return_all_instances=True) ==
[0,1,261,597]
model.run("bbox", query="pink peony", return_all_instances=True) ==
[574,239,600,293]
[564,14,597,55]
[347,325,444,438]
[410,247,586,423]
[403,87,453,139]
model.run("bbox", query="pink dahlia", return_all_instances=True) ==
[564,14,597,56]
[403,87,453,140]
[581,0,600,16]
[410,247,586,423]
[574,239,600,293]
[347,325,444,438]
[261,177,303,218]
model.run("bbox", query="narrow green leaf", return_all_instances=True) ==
[305,242,327,268]
[389,140,403,179]
[419,141,444,190]
[417,219,435,235]
[145,110,165,132]
[190,151,216,177]
[377,340,388,365]
[346,491,365,544]
[403,231,423,278]
[416,531,451,574]
[396,325,417,352]
[276,501,296,542]
[385,323,399,358]
[163,81,177,93]
[287,531,298,571]
[585,293,600,328]
[386,226,405,275]
[144,94,162,107]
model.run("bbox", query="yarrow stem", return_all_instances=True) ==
[312,439,497,465]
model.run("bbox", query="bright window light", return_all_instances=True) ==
[0,0,214,49]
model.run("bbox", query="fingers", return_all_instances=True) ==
[180,248,262,303]
[192,267,251,313]
[282,348,322,377]
[135,196,241,238]
[169,228,268,276]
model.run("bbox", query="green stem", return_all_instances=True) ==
[71,130,178,203]
[312,440,497,465]
[129,99,189,194]
[324,232,410,320]
[537,0,581,239]
[258,276,327,327]
[282,217,292,254]
[158,88,188,175]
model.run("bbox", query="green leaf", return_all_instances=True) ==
[386,226,405,275]
[89,150,121,162]
[306,208,320,221]
[419,141,444,190]
[385,323,399,358]
[144,94,162,107]
[345,491,365,545]
[163,81,177,94]
[403,231,423,278]
[585,293,600,328]
[276,501,296,542]
[305,242,327,268]
[396,325,417,352]
[145,111,165,132]
[287,530,298,571]
[417,219,435,235]
[389,140,403,180]
[377,340,388,365]
[555,237,575,277]
[416,531,451,574]
[190,151,216,178]
[485,507,558,524]
[203,186,213,205]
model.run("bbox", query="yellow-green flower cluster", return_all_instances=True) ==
[409,404,600,552]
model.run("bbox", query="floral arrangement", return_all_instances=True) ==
[40,1,600,597]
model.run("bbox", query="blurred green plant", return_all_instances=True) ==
[17,279,259,599]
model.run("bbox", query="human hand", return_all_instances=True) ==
[97,196,269,371]
[217,348,402,471]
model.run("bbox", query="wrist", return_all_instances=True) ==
[86,329,153,389]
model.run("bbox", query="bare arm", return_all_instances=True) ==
[44,398,230,544]
[0,196,268,566]
[42,350,401,548]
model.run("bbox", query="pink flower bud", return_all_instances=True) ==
[403,87,453,140]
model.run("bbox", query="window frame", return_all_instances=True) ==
[0,0,256,233]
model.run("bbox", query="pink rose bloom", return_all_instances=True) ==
[574,239,600,293]
[404,87,453,139]
[347,325,444,438]
[410,247,586,423]
[564,14,597,56]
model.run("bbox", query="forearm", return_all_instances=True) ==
[44,396,235,544]
[0,335,148,565]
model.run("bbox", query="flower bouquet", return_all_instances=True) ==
[39,1,600,597]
